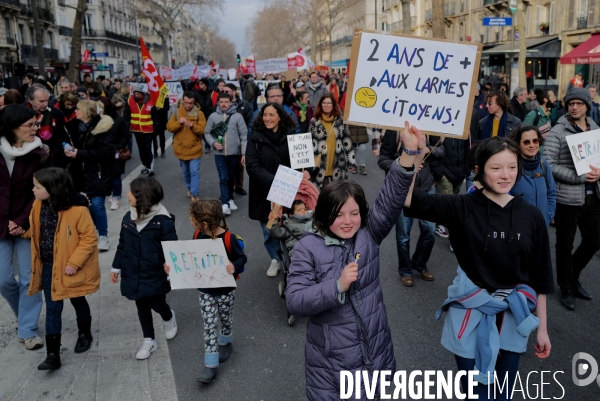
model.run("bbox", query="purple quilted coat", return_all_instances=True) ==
[286,161,413,400]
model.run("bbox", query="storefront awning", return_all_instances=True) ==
[330,59,349,68]
[561,33,600,64]
[482,36,559,55]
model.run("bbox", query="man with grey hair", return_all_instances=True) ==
[586,84,599,125]
[60,79,71,94]
[25,84,67,166]
[509,86,528,122]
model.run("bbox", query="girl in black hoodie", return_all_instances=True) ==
[402,127,553,399]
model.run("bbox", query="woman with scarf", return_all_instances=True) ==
[65,100,114,252]
[508,125,556,226]
[290,91,314,133]
[0,104,52,350]
[476,90,521,140]
[309,93,356,189]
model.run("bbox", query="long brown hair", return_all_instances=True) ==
[189,199,227,239]
[314,93,340,120]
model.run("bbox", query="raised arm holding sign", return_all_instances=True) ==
[266,165,304,228]
[344,30,482,139]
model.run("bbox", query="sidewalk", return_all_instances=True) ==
[0,149,178,401]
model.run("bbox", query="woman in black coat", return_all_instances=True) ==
[246,102,308,277]
[97,97,131,211]
[65,99,114,251]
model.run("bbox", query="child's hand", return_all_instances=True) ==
[339,262,359,292]
[226,262,235,275]
[164,263,170,275]
[110,272,119,283]
[64,265,77,275]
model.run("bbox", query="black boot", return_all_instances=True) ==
[560,288,575,311]
[160,148,166,158]
[38,334,61,370]
[574,281,593,300]
[75,318,93,353]
[196,367,218,384]
[219,343,232,362]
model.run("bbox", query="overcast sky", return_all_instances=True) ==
[223,0,256,56]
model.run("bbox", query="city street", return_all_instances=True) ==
[0,132,599,400]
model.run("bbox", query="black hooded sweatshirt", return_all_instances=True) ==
[405,189,554,295]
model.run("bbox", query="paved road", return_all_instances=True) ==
[1,131,599,400]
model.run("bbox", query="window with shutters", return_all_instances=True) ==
[474,19,479,43]
[526,7,530,37]
[589,0,597,26]
[577,0,589,28]
[535,6,541,36]
[549,3,555,33]
[568,0,576,28]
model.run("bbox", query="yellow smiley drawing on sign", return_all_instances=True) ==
[354,87,377,108]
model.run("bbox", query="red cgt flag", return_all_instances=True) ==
[139,37,169,108]
[82,48,90,62]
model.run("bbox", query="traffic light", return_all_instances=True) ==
[236,54,241,63]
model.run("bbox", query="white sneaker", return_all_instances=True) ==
[229,199,238,210]
[266,259,280,277]
[98,236,109,251]
[222,204,231,215]
[136,338,157,360]
[110,198,119,210]
[163,310,177,340]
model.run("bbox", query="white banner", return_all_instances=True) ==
[162,239,237,290]
[287,133,315,169]
[267,165,303,208]
[565,129,600,175]
[256,58,289,74]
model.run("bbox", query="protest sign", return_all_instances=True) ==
[165,81,183,104]
[255,80,280,105]
[161,239,236,290]
[344,30,481,139]
[266,165,303,228]
[287,133,315,169]
[256,58,289,74]
[160,66,173,80]
[565,129,600,175]
[246,57,256,74]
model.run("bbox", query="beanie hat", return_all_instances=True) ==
[132,84,146,94]
[76,86,88,94]
[199,78,210,87]
[564,87,591,111]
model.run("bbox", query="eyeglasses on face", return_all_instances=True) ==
[20,121,40,129]
[521,138,539,146]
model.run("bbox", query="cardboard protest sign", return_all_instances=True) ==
[256,58,289,74]
[255,80,281,105]
[344,30,481,139]
[267,165,304,208]
[287,133,315,169]
[161,239,236,290]
[565,129,600,175]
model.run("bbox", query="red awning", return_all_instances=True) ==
[561,33,600,64]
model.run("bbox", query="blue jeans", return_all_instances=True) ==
[215,155,240,206]
[0,237,42,338]
[89,196,108,236]
[466,170,475,193]
[179,157,202,197]
[455,351,521,401]
[396,191,436,276]
[112,175,122,199]
[260,222,280,261]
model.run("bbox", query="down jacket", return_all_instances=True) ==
[26,195,100,301]
[286,160,414,401]
[543,115,600,206]
[112,211,177,300]
[166,101,207,160]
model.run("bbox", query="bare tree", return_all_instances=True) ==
[208,35,238,68]
[31,0,45,77]
[401,0,411,34]
[246,0,305,59]
[291,0,321,61]
[431,0,445,38]
[134,0,220,66]
[66,0,87,83]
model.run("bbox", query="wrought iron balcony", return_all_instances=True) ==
[20,5,55,24]
[0,0,21,9]
[21,44,59,59]
[577,17,588,29]
[6,37,15,45]
[58,26,73,36]
[105,30,137,45]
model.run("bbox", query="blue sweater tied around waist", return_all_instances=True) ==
[436,267,540,384]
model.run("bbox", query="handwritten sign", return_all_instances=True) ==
[256,58,289,74]
[565,129,600,175]
[266,165,303,208]
[287,133,315,169]
[161,239,236,290]
[344,30,481,138]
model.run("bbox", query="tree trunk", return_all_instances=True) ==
[517,1,527,90]
[161,32,169,67]
[401,0,411,34]
[67,0,87,83]
[431,0,445,39]
[31,0,45,77]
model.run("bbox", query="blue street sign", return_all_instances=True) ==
[92,52,109,57]
[483,17,513,26]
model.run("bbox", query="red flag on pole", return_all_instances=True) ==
[139,37,169,108]
[82,48,90,62]
[211,59,215,68]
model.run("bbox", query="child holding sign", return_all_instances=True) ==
[165,199,246,384]
[285,122,420,400]
[111,176,178,360]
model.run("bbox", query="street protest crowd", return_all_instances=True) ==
[0,53,599,400]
